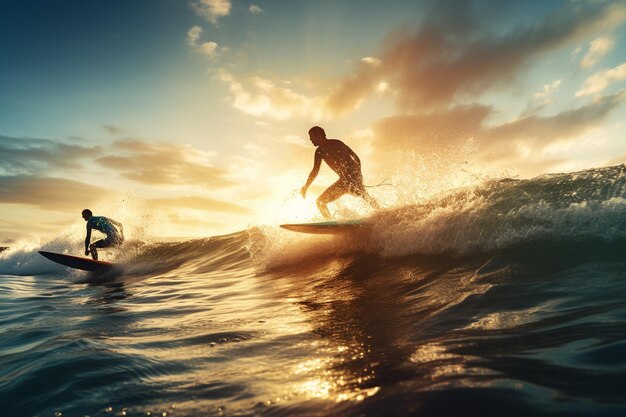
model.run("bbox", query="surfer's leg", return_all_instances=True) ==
[90,238,113,260]
[89,240,104,260]
[362,189,380,210]
[317,179,350,219]
[350,181,380,210]
[316,200,332,219]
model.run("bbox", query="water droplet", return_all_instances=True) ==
[105,406,113,413]
[54,412,62,417]
[145,412,152,416]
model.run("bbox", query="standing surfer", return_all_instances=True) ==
[301,126,379,218]
[81,209,124,260]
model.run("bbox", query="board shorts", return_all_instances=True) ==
[92,233,124,249]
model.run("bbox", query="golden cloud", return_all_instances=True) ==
[95,139,233,188]
[216,70,323,120]
[0,175,105,211]
[327,2,626,114]
[192,0,231,25]
[576,62,626,97]
[369,93,625,177]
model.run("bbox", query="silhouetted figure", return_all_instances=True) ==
[82,209,124,260]
[301,126,380,218]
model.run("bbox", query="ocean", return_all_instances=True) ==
[1,164,626,417]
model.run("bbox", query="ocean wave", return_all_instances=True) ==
[2,165,625,277]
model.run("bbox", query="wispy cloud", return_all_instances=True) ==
[580,36,614,68]
[249,4,264,14]
[187,25,203,45]
[533,79,562,104]
[198,41,219,58]
[103,125,124,135]
[482,93,625,151]
[187,25,221,59]
[0,175,105,211]
[576,62,626,97]
[370,93,625,176]
[216,70,323,120]
[0,135,102,175]
[95,139,233,188]
[326,1,626,114]
[192,0,231,24]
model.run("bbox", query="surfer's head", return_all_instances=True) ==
[81,209,93,221]
[308,126,326,146]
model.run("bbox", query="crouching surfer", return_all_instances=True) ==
[301,126,380,218]
[81,209,124,260]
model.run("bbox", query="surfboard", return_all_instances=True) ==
[38,251,113,272]
[280,219,365,234]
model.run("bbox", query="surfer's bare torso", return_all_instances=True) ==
[315,139,363,181]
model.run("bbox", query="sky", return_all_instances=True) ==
[1,0,626,245]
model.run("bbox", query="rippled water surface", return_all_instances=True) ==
[2,165,626,416]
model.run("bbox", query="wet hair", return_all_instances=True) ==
[308,126,326,137]
[82,209,92,217]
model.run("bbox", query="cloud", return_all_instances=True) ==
[249,5,263,14]
[150,196,252,215]
[187,25,221,59]
[316,1,626,178]
[199,41,219,58]
[371,105,490,154]
[580,36,614,68]
[481,92,626,153]
[575,62,626,97]
[217,2,626,121]
[0,135,102,175]
[103,125,124,135]
[187,25,203,45]
[361,57,381,66]
[192,0,231,24]
[533,79,562,104]
[95,139,233,188]
[326,1,626,114]
[325,58,384,116]
[0,175,105,211]
[216,70,323,120]
[369,93,625,175]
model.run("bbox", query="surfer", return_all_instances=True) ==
[81,209,124,260]
[301,126,380,218]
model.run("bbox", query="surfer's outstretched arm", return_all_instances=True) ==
[301,149,322,198]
